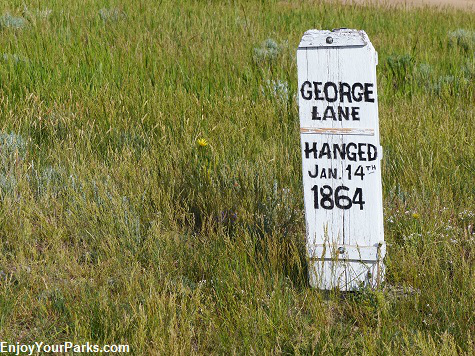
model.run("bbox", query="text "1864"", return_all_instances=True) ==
[311,185,365,210]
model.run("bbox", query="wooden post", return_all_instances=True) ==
[297,29,385,291]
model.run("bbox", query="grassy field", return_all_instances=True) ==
[0,0,474,354]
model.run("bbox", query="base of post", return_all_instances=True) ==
[308,259,385,291]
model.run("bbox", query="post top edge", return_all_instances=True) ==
[298,28,371,49]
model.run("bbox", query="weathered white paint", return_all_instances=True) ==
[298,29,368,49]
[300,127,375,136]
[297,29,385,291]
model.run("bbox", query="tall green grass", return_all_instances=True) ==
[0,0,474,354]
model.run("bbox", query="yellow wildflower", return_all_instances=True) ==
[197,138,208,147]
[412,212,420,219]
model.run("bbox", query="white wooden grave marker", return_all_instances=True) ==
[297,29,385,291]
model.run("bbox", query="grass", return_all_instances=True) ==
[0,0,474,354]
